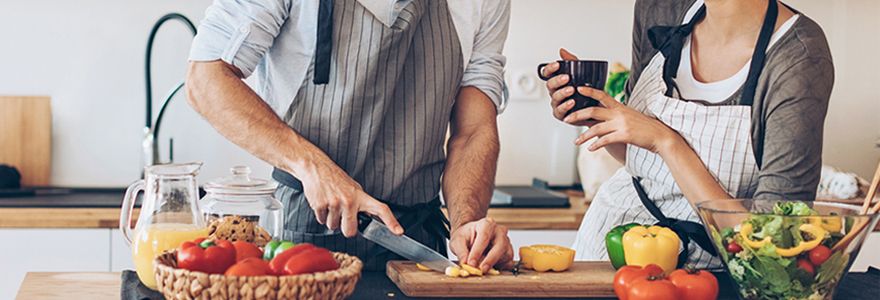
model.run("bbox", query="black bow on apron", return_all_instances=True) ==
[636,0,778,267]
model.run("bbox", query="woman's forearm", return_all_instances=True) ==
[658,135,733,209]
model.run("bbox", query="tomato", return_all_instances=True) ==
[224,257,269,277]
[282,247,340,275]
[627,276,679,300]
[809,245,832,266]
[613,264,664,300]
[232,241,263,263]
[797,258,815,276]
[668,268,719,300]
[268,243,316,275]
[726,240,743,254]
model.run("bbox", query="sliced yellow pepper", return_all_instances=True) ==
[740,223,772,249]
[775,223,824,257]
[623,225,680,274]
[518,245,575,272]
[808,215,842,232]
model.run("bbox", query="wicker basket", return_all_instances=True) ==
[153,249,362,300]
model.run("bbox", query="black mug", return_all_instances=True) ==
[537,60,608,116]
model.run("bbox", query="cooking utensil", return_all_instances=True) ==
[832,159,880,252]
[0,96,51,187]
[357,213,456,273]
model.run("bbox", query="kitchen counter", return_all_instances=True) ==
[1,188,876,231]
[16,269,879,300]
[0,189,589,230]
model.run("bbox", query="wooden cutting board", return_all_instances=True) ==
[386,261,616,298]
[0,96,51,186]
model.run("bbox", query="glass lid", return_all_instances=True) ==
[203,166,278,195]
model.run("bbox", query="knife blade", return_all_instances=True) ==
[357,213,457,273]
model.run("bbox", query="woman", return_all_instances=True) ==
[543,0,833,268]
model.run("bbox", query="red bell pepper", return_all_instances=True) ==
[268,243,317,275]
[177,238,237,274]
[282,247,339,275]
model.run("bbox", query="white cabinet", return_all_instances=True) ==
[110,228,136,272]
[0,229,110,300]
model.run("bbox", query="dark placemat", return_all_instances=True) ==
[120,268,879,299]
[121,270,165,300]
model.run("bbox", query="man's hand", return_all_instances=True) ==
[449,218,514,273]
[299,160,403,238]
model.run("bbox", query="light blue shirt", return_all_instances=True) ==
[189,0,510,114]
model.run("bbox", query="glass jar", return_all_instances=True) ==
[200,166,283,247]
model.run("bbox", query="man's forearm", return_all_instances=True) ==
[185,60,330,180]
[442,87,500,230]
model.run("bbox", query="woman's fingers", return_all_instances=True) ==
[577,87,621,109]
[541,62,559,80]
[559,48,579,60]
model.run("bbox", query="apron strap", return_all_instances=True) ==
[647,5,706,98]
[632,177,717,267]
[742,0,778,168]
[313,0,333,84]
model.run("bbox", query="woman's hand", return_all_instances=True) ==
[543,49,599,126]
[564,87,684,155]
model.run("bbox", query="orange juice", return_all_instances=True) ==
[132,224,208,289]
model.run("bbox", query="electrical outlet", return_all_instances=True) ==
[505,69,543,101]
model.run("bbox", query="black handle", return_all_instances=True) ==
[357,212,373,233]
[537,63,554,81]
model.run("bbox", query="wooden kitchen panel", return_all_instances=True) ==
[0,208,138,228]
[15,272,120,300]
[0,96,51,186]
[386,260,616,298]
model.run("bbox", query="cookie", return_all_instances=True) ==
[208,215,256,243]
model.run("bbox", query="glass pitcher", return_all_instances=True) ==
[120,162,208,289]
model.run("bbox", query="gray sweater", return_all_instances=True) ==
[626,0,834,200]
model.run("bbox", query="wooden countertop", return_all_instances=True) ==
[16,272,120,300]
[1,192,876,231]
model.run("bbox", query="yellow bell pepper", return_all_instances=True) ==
[774,223,824,257]
[740,223,772,249]
[518,245,575,272]
[622,225,680,274]
[808,215,842,232]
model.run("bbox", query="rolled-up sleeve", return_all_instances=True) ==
[189,0,291,78]
[461,0,510,114]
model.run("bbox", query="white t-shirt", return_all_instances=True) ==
[676,14,800,103]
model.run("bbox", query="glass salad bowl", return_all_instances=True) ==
[696,199,879,300]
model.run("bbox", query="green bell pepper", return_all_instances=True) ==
[605,223,645,269]
[263,240,296,260]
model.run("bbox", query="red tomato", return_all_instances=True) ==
[268,243,316,275]
[282,247,339,275]
[627,276,679,300]
[809,245,832,266]
[224,257,269,277]
[232,241,264,263]
[668,268,719,300]
[613,264,664,300]
[797,258,815,276]
[726,240,743,254]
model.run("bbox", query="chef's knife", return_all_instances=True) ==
[357,213,457,273]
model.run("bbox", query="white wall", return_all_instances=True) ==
[0,0,877,187]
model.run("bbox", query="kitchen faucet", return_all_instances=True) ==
[142,13,197,175]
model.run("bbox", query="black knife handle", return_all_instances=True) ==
[357,212,373,233]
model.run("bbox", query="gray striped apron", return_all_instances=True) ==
[272,0,463,271]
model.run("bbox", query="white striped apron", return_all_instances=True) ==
[572,2,765,269]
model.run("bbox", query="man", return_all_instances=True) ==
[185,0,513,272]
